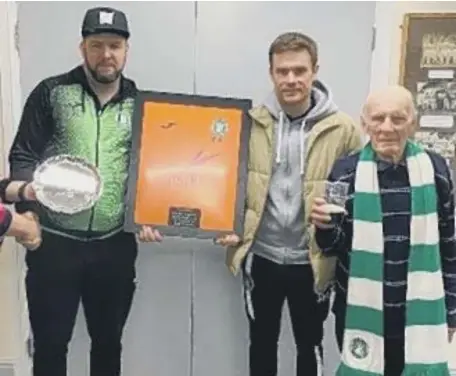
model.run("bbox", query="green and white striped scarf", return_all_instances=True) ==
[337,140,450,376]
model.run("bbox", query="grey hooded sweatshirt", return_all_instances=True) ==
[251,80,338,265]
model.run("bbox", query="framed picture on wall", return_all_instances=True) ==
[399,13,456,133]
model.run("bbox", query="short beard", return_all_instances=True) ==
[88,64,121,84]
[83,55,123,84]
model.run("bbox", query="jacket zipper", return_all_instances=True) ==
[249,123,339,246]
[87,109,102,232]
[302,124,339,176]
[246,133,276,251]
[248,169,273,250]
[301,123,339,229]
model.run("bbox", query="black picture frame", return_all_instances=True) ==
[124,90,252,239]
[400,13,456,180]
[400,13,456,133]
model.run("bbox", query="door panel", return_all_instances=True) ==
[121,244,193,376]
[194,1,375,119]
[192,2,375,375]
[18,2,197,376]
[192,244,248,376]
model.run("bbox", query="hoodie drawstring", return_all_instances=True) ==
[300,120,306,175]
[275,111,284,164]
[275,111,307,175]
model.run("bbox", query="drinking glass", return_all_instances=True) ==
[323,181,349,215]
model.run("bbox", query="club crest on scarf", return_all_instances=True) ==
[349,337,369,360]
[336,140,450,376]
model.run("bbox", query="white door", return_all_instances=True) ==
[16,2,375,375]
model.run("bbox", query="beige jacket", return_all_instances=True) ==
[226,105,363,293]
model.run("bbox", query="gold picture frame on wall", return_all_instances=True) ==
[399,13,456,168]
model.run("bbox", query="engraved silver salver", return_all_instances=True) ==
[32,155,103,215]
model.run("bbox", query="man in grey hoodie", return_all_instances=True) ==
[218,32,362,376]
[253,80,338,265]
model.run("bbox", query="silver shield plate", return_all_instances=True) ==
[32,155,103,215]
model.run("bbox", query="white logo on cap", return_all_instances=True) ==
[99,11,114,25]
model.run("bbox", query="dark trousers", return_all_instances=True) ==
[25,230,138,376]
[335,307,405,376]
[243,254,330,376]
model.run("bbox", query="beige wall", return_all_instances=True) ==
[0,5,19,365]
[0,65,16,363]
[0,240,20,362]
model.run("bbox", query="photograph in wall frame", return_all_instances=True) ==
[124,91,252,239]
[414,131,456,200]
[400,13,456,132]
[420,31,456,69]
[416,80,456,128]
[416,81,456,116]
[414,131,456,160]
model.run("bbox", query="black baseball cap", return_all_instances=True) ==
[81,7,130,39]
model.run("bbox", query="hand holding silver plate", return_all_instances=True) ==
[32,155,103,215]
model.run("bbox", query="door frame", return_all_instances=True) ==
[0,2,32,376]
[369,1,397,92]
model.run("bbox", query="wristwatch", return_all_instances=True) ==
[0,179,29,203]
[0,178,12,203]
[17,182,29,202]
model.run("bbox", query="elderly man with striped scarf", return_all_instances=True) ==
[311,85,456,376]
